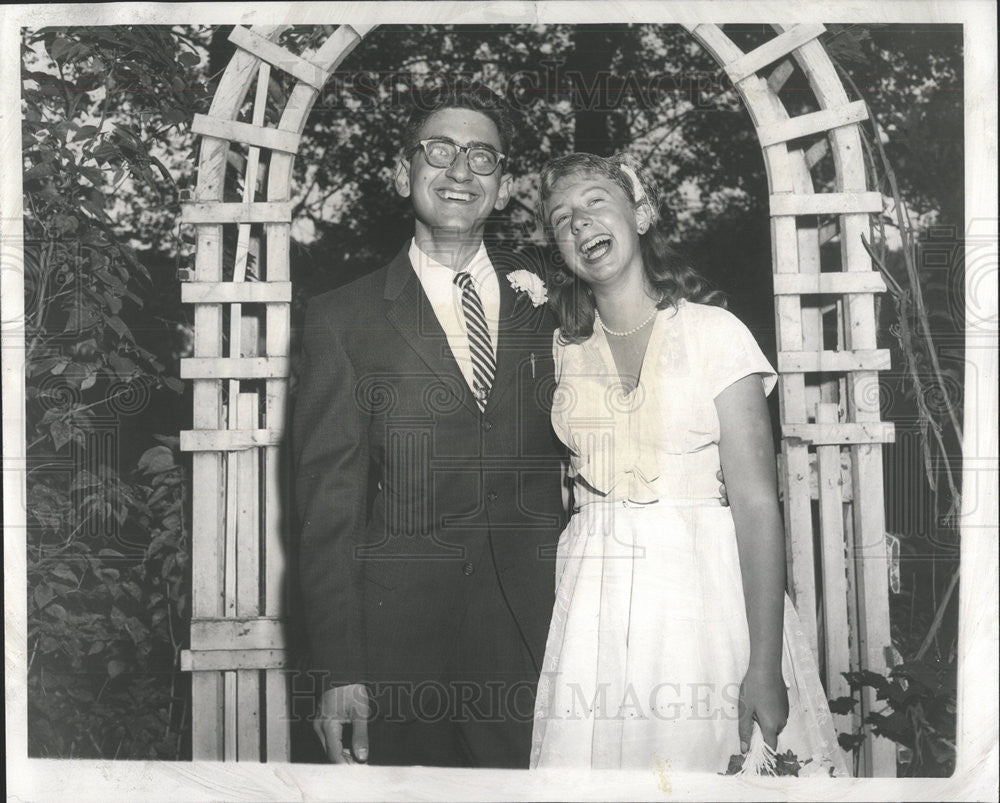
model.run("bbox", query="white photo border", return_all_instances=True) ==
[2,2,996,800]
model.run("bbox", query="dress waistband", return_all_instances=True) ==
[573,479,723,510]
[574,496,724,511]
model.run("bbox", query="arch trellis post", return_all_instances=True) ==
[180,23,896,775]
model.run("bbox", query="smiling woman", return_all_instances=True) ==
[529,149,849,775]
[539,152,725,344]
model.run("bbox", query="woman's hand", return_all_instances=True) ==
[738,666,789,752]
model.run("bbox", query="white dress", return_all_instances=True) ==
[530,300,848,776]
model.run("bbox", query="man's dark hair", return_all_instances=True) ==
[402,84,515,163]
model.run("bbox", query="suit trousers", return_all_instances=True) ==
[368,547,541,768]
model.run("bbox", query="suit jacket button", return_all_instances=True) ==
[487,491,498,504]
[483,420,494,431]
[462,562,475,576]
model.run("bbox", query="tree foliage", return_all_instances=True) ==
[22,25,209,759]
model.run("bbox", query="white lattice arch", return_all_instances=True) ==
[180,23,895,775]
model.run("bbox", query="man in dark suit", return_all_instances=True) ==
[292,85,566,768]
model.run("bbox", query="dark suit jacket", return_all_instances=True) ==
[292,244,565,697]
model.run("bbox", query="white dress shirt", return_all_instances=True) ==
[408,239,500,397]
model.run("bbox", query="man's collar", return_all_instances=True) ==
[408,238,493,285]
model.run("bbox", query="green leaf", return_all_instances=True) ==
[50,420,72,451]
[107,659,127,679]
[147,530,173,558]
[78,165,105,186]
[48,36,73,62]
[53,213,79,234]
[23,162,54,181]
[162,376,184,394]
[50,564,78,584]
[125,617,150,645]
[103,293,123,316]
[73,125,99,141]
[177,50,200,68]
[64,305,100,333]
[107,353,138,378]
[70,470,102,491]
[92,140,120,163]
[81,198,111,223]
[99,567,120,583]
[104,315,131,340]
[28,356,62,376]
[162,107,189,125]
[828,695,858,715]
[137,445,174,475]
[33,584,56,611]
[39,635,61,653]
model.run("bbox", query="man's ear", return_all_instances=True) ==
[394,158,411,198]
[634,199,653,234]
[493,172,512,212]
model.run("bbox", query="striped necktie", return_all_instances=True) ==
[454,271,495,411]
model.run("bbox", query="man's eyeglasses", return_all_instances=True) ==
[410,138,506,176]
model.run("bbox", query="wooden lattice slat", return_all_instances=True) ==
[191,113,302,153]
[784,422,896,445]
[778,349,892,372]
[180,429,283,452]
[772,272,887,295]
[815,403,854,738]
[723,23,827,83]
[757,101,869,146]
[191,617,287,650]
[805,137,830,169]
[236,391,261,760]
[180,201,294,224]
[181,357,290,379]
[229,25,328,89]
[769,191,883,216]
[183,650,290,672]
[181,282,293,304]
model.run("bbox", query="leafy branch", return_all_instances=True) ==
[825,26,963,527]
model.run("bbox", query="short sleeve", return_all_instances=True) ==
[698,307,777,399]
[552,329,564,381]
[549,329,573,454]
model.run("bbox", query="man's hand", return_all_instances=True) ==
[313,683,370,764]
[717,469,729,507]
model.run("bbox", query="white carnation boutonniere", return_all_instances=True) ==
[507,270,548,307]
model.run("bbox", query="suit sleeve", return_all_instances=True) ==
[292,298,369,685]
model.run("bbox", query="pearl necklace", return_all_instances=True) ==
[595,297,662,337]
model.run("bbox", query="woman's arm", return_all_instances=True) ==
[715,374,788,749]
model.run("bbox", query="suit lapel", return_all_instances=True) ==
[383,246,479,416]
[487,252,542,413]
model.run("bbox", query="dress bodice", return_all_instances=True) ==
[551,300,777,504]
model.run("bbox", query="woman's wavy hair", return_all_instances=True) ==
[537,152,726,343]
